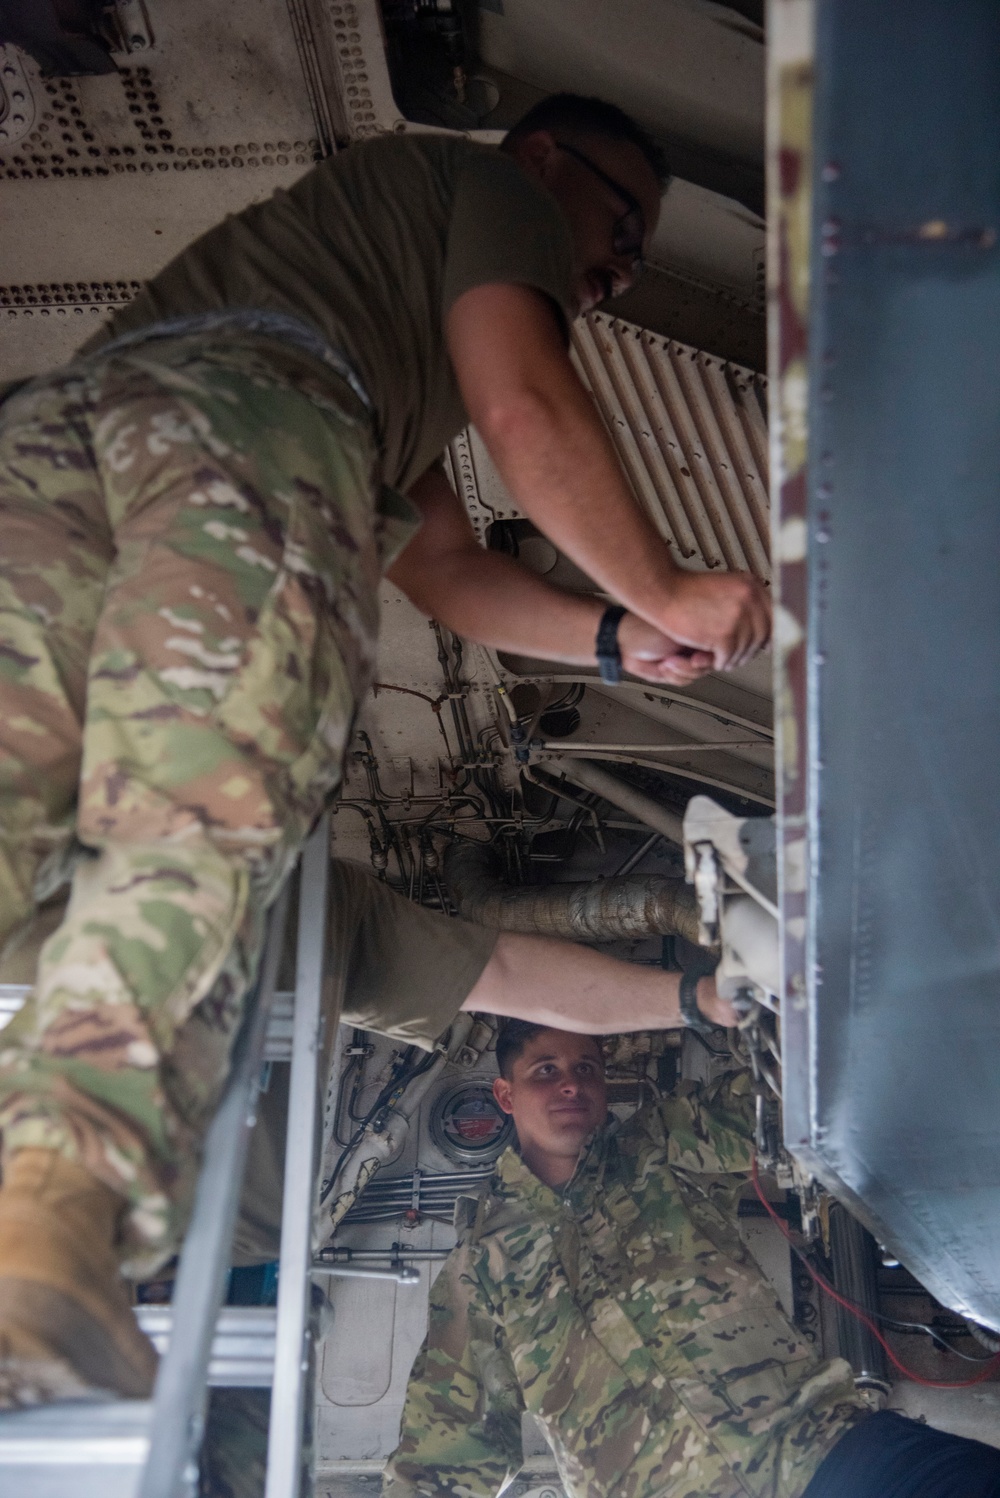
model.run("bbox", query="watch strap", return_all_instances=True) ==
[679,968,717,1034]
[596,605,627,685]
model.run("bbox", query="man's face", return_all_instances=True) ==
[493,1030,608,1186]
[514,129,662,316]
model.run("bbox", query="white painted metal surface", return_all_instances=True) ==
[572,312,770,581]
[0,0,326,383]
[475,0,763,168]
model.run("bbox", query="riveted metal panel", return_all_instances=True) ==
[0,0,328,383]
[571,312,770,582]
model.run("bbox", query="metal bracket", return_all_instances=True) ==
[691,840,721,946]
[109,0,154,54]
[683,795,780,1008]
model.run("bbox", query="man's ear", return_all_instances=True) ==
[493,1075,514,1115]
[509,128,558,181]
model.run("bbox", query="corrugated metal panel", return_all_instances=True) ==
[571,312,771,582]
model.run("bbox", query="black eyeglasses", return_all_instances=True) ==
[554,140,647,272]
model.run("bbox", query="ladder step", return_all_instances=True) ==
[0,1309,278,1491]
[0,985,296,1063]
[261,988,295,1063]
[0,1399,152,1496]
[136,1305,277,1388]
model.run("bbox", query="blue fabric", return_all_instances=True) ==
[803,1411,1000,1498]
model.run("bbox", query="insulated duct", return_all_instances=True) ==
[444,841,702,946]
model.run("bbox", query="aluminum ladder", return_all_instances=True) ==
[0,815,336,1498]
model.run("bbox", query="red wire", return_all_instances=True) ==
[750,1156,1000,1389]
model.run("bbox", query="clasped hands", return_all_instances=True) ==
[616,570,772,686]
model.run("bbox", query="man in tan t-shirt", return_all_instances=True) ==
[231,858,736,1266]
[0,92,769,1404]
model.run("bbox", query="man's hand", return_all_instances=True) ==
[465,935,742,1034]
[391,466,717,682]
[618,614,714,686]
[390,465,763,685]
[654,571,772,673]
[448,283,772,675]
[695,975,739,1029]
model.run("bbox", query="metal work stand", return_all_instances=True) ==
[0,815,336,1498]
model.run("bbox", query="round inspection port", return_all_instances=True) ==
[430,1082,513,1167]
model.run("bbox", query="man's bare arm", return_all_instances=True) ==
[462,930,735,1032]
[446,283,771,671]
[389,463,712,686]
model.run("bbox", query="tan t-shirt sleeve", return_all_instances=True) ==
[441,150,574,333]
[328,861,498,1050]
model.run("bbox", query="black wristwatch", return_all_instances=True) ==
[679,969,717,1035]
[596,605,627,685]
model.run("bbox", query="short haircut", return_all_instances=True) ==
[502,93,670,188]
[494,1019,604,1081]
[495,1019,547,1080]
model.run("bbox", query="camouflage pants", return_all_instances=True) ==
[0,337,412,1273]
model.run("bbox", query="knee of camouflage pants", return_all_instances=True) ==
[0,340,401,1274]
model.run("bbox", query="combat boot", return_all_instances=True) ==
[0,1148,158,1406]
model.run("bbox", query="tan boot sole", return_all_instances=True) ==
[0,1279,157,1407]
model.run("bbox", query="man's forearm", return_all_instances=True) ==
[448,284,771,669]
[389,463,711,685]
[462,931,730,1031]
[396,537,605,664]
[450,292,676,626]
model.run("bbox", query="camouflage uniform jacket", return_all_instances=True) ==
[383,1072,869,1498]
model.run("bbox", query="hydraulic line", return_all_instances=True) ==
[539,756,685,846]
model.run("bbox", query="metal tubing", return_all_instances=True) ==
[538,740,763,753]
[311,1263,420,1284]
[325,1014,473,1231]
[138,884,290,1498]
[614,832,662,877]
[540,756,686,845]
[343,1169,491,1185]
[339,1186,473,1197]
[265,817,333,1498]
[316,1249,450,1263]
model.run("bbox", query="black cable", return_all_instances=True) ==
[321,1044,442,1208]
[321,1046,416,1206]
[538,682,585,719]
[334,1059,363,1142]
[347,1056,372,1124]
